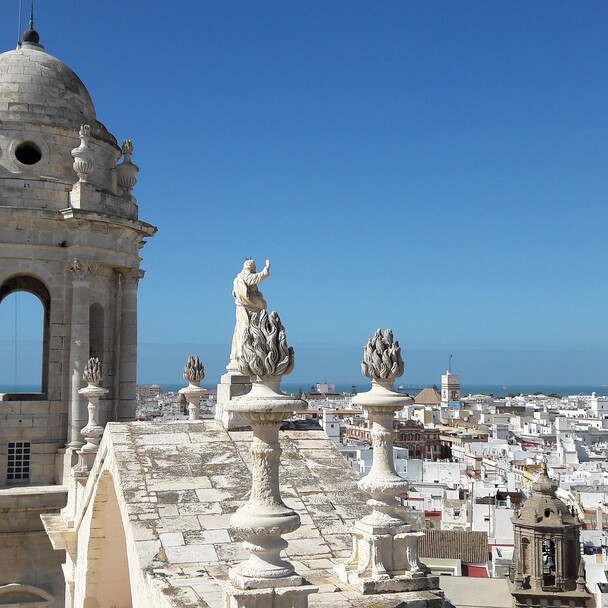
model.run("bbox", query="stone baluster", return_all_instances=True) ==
[78,357,107,453]
[223,310,317,608]
[71,124,94,183]
[178,355,206,421]
[335,329,439,595]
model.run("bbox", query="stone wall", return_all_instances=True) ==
[0,486,66,606]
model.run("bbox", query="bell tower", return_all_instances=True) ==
[509,464,592,608]
[0,18,155,606]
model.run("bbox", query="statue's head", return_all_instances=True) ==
[243,259,255,272]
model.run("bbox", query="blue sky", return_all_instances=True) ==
[1,2,607,387]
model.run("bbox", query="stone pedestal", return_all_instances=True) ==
[179,384,206,421]
[216,373,251,429]
[224,376,317,605]
[335,330,437,597]
[78,382,107,453]
[336,523,435,594]
[221,580,317,608]
[226,380,303,585]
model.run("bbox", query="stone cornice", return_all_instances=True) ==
[59,207,157,238]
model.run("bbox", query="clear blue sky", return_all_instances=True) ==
[1,2,607,388]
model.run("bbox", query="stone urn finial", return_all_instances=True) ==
[116,138,139,196]
[179,356,207,421]
[71,124,94,183]
[78,357,108,453]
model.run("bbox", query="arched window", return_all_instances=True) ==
[521,537,530,574]
[89,303,104,359]
[0,276,50,396]
[542,537,556,587]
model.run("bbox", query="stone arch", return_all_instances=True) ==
[81,471,132,608]
[0,275,50,394]
[0,583,53,606]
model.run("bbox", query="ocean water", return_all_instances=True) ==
[283,383,608,397]
[142,382,608,398]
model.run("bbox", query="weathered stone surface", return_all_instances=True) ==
[50,419,444,607]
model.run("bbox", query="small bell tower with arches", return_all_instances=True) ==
[509,463,593,607]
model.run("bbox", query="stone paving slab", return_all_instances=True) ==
[104,420,446,608]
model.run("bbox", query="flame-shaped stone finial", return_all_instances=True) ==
[183,355,205,385]
[82,357,102,385]
[237,310,294,378]
[360,328,404,380]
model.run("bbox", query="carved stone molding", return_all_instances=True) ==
[119,268,145,285]
[68,258,98,281]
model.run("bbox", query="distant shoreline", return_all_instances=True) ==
[3,383,607,398]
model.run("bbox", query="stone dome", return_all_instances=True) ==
[0,39,115,145]
[514,466,579,529]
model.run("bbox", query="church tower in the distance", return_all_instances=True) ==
[509,464,593,608]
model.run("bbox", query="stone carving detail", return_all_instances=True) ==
[78,357,107,454]
[116,138,139,196]
[119,268,145,285]
[227,259,271,373]
[183,355,204,384]
[361,328,404,380]
[238,310,294,378]
[224,312,316,605]
[82,357,102,385]
[71,124,94,183]
[69,258,98,280]
[335,329,437,595]
[179,356,206,421]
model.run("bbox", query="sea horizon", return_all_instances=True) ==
[4,382,607,398]
[160,382,608,398]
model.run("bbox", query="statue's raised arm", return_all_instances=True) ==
[227,259,271,373]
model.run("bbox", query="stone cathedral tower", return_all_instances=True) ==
[0,20,155,606]
[509,464,592,608]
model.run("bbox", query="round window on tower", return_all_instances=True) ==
[15,141,42,165]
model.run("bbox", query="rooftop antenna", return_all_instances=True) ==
[448,354,453,373]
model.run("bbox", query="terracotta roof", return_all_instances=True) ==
[420,529,488,564]
[415,388,441,405]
